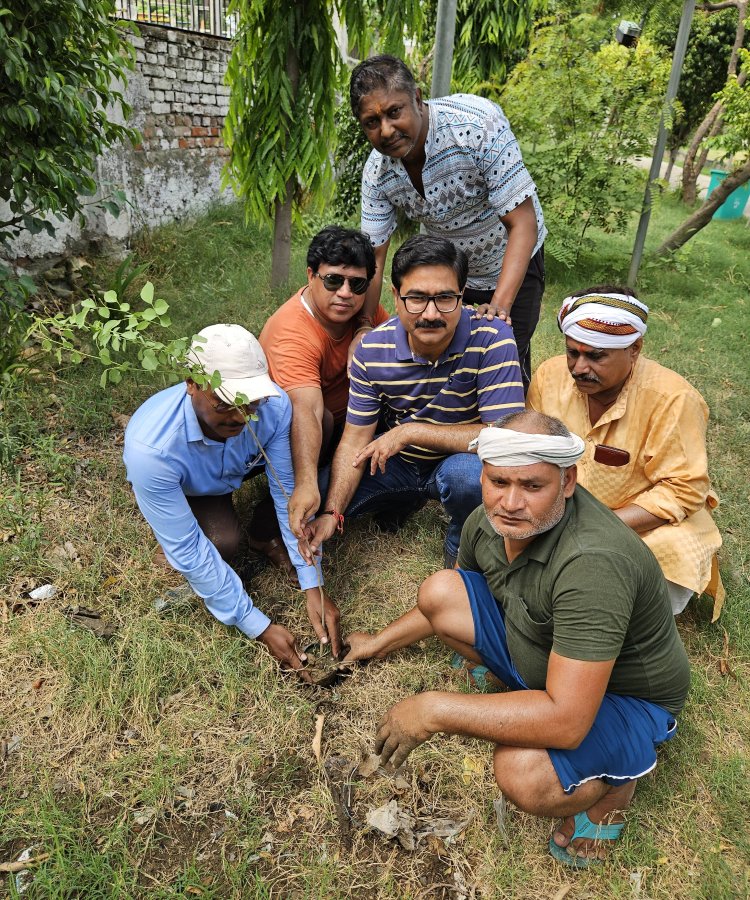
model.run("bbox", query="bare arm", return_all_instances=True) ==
[375,653,615,770]
[481,198,538,322]
[299,421,377,561]
[287,386,325,537]
[347,240,390,371]
[612,504,668,535]
[362,240,389,322]
[344,605,435,662]
[354,422,482,476]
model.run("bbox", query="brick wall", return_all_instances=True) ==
[132,24,230,156]
[4,22,235,262]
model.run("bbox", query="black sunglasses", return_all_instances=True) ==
[314,272,371,295]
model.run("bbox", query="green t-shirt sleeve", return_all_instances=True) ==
[457,507,483,571]
[551,550,638,662]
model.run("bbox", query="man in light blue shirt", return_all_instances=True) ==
[124,324,341,671]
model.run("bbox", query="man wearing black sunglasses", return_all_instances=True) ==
[300,235,526,570]
[260,226,389,537]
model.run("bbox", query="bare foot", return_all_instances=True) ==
[153,546,171,569]
[552,780,636,861]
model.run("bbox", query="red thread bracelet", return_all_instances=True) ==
[320,509,344,533]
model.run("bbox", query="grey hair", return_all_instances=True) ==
[349,55,418,117]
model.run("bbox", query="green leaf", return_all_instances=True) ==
[152,298,169,315]
[141,349,158,371]
[140,282,154,304]
[109,368,122,384]
[100,369,109,388]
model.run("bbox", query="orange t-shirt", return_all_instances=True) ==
[259,288,389,424]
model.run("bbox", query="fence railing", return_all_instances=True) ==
[114,0,237,37]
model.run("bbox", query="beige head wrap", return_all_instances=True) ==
[469,427,585,468]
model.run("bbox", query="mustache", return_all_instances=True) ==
[573,374,600,384]
[414,319,447,329]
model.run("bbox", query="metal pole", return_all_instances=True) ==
[431,0,458,98]
[212,0,223,35]
[627,0,696,287]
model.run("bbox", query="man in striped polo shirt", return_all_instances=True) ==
[300,234,525,568]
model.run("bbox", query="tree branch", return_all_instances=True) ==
[698,2,739,10]
[657,158,750,255]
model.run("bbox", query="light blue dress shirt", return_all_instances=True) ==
[123,382,320,638]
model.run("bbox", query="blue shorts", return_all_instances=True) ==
[459,568,678,794]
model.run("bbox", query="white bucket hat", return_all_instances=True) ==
[187,324,279,404]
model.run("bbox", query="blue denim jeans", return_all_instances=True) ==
[319,452,483,558]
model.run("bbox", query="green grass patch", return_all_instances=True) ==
[1,195,749,898]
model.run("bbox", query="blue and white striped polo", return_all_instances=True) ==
[347,308,525,462]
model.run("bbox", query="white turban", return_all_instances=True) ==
[558,292,649,349]
[469,427,585,468]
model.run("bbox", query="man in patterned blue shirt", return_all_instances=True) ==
[301,236,525,569]
[351,55,546,392]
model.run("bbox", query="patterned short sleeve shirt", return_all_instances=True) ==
[361,94,547,291]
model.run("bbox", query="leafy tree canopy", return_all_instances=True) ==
[501,14,671,265]
[452,0,549,94]
[0,0,137,243]
[223,0,421,227]
[648,7,742,147]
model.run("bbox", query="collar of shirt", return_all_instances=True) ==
[574,354,643,432]
[394,307,471,364]
[183,391,213,444]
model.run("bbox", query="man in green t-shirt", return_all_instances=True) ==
[344,410,690,868]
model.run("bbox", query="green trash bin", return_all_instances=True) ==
[707,169,750,221]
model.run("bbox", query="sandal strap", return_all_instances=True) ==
[571,810,625,842]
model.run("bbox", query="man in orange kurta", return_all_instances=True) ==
[528,287,723,619]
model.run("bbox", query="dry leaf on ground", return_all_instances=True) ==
[311,713,324,764]
[62,606,117,638]
[365,799,472,852]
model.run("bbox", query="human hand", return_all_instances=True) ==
[288,481,320,539]
[305,588,342,658]
[472,304,512,326]
[298,515,338,565]
[343,631,384,662]
[374,694,434,770]
[353,426,409,475]
[257,623,312,682]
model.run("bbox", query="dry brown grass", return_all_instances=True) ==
[2,200,750,897]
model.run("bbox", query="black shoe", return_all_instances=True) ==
[372,498,427,534]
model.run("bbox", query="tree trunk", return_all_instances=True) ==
[664,145,679,183]
[269,44,300,290]
[681,0,746,203]
[657,158,750,255]
[271,188,294,290]
[682,100,723,204]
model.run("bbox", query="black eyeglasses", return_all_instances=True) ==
[314,272,371,295]
[398,292,463,314]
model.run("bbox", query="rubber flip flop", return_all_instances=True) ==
[549,811,625,869]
